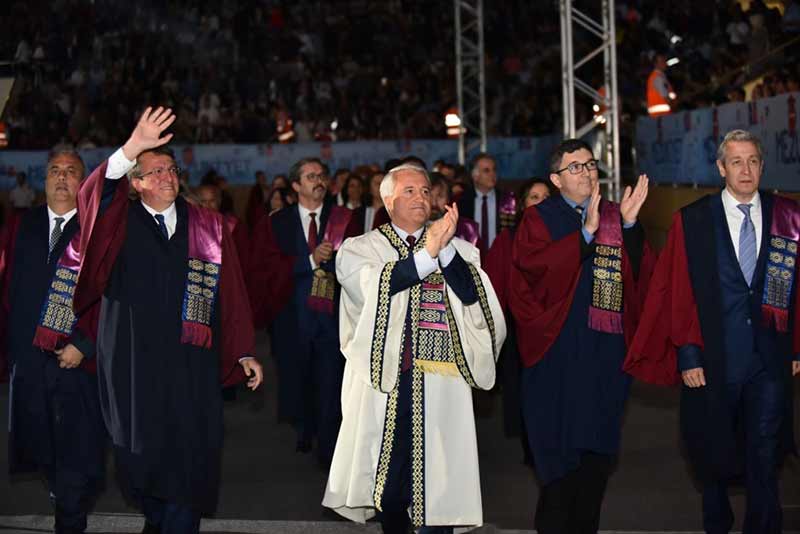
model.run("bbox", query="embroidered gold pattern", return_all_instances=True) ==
[372,386,399,512]
[310,268,336,302]
[39,267,78,334]
[467,263,497,356]
[182,257,220,325]
[764,235,797,310]
[370,262,396,391]
[410,364,425,527]
[591,244,624,312]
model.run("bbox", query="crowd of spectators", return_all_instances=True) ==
[2,0,800,150]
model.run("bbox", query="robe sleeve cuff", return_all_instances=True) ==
[390,255,421,295]
[238,355,255,362]
[441,252,479,305]
[678,343,703,372]
[69,329,96,360]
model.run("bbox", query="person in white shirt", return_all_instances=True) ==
[9,172,37,210]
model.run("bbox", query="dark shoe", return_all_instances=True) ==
[142,521,160,534]
[295,438,312,453]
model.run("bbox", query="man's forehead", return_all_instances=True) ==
[560,148,594,165]
[301,162,323,175]
[725,141,760,157]
[395,169,429,187]
[478,159,495,169]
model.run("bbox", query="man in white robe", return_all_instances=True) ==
[323,163,506,533]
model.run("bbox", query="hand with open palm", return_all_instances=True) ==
[122,106,177,161]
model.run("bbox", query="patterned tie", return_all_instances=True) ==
[401,234,417,372]
[481,195,489,250]
[308,212,318,252]
[154,214,169,240]
[737,203,756,286]
[574,204,585,219]
[48,217,65,259]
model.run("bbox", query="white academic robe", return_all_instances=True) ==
[322,223,506,530]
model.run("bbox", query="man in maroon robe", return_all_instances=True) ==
[73,107,263,534]
[510,139,654,534]
[625,129,800,534]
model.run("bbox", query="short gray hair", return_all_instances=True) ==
[379,163,430,201]
[47,146,86,178]
[717,129,763,162]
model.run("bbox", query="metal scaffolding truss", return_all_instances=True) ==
[454,0,486,165]
[560,0,621,199]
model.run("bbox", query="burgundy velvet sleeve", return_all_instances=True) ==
[247,214,295,330]
[0,212,22,381]
[483,227,513,312]
[219,223,256,387]
[72,161,130,315]
[623,212,703,386]
[621,239,658,350]
[246,185,266,229]
[509,207,582,367]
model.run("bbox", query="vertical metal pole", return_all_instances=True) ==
[455,0,465,165]
[607,0,621,201]
[477,0,487,154]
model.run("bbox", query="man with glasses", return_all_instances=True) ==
[509,139,653,534]
[626,129,800,533]
[5,148,108,534]
[72,107,263,534]
[249,157,359,466]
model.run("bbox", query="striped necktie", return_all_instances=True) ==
[48,216,65,260]
[737,203,756,286]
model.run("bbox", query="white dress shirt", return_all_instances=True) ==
[298,202,324,269]
[141,200,178,239]
[391,223,456,280]
[47,206,78,236]
[720,187,762,261]
[473,188,497,248]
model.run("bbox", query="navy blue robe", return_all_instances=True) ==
[7,206,105,482]
[98,198,225,512]
[520,197,639,485]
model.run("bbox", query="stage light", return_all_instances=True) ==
[667,57,680,67]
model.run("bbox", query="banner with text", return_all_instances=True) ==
[0,136,560,191]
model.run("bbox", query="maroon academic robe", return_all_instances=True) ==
[0,210,23,381]
[247,212,295,330]
[73,160,254,387]
[510,203,656,368]
[623,212,705,385]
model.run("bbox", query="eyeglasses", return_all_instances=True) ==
[302,173,327,183]
[138,166,182,179]
[555,159,599,175]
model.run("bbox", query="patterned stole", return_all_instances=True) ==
[498,191,517,229]
[308,205,353,314]
[33,230,81,351]
[588,201,624,334]
[180,204,223,349]
[761,196,800,332]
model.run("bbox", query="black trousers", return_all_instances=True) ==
[534,452,615,534]
[702,369,784,534]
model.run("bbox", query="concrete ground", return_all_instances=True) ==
[2,330,799,532]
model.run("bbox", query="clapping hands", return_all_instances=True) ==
[425,203,459,258]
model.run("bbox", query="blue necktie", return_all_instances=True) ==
[154,214,169,240]
[737,204,756,286]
